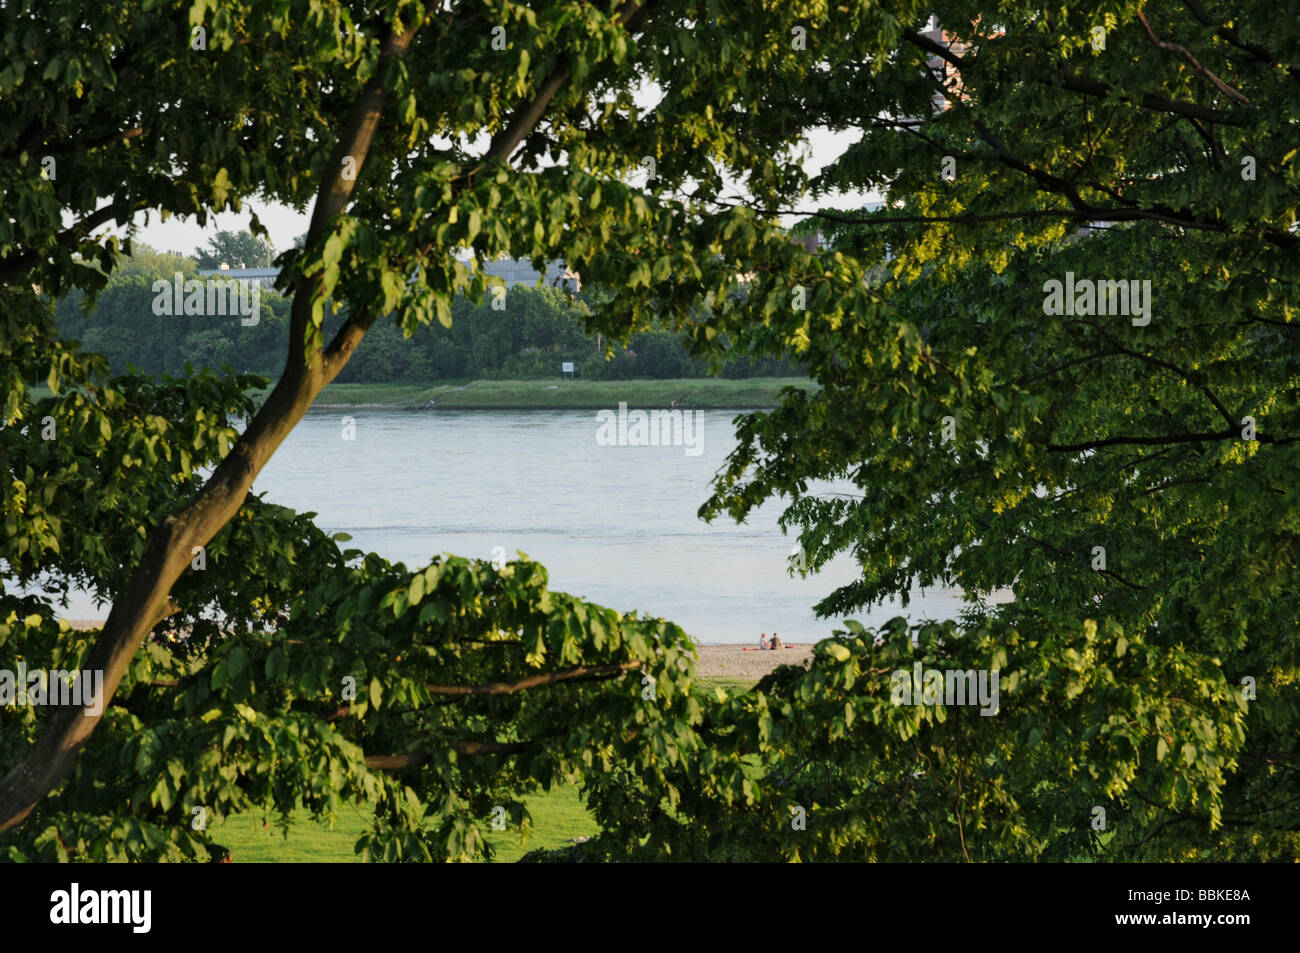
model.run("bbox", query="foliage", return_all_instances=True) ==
[4,0,1296,862]
[0,0,837,859]
[686,1,1300,859]
[53,241,798,382]
[193,230,276,270]
[2,547,702,862]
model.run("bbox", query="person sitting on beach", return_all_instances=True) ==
[759,634,770,650]
[770,633,783,650]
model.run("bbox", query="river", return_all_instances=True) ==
[35,407,967,643]
[246,408,965,644]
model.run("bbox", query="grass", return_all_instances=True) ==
[214,675,756,863]
[30,377,815,410]
[299,377,815,410]
[212,784,597,864]
[695,676,756,696]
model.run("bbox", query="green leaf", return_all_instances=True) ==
[226,645,249,678]
[323,232,344,270]
[408,573,425,605]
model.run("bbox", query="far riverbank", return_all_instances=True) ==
[279,377,816,410]
[29,377,815,411]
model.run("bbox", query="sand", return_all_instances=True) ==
[693,644,812,681]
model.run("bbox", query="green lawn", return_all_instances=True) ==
[214,675,756,863]
[211,784,597,863]
[299,377,815,410]
[30,377,814,410]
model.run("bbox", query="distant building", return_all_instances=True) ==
[479,258,580,293]
[919,26,1003,113]
[195,265,280,289]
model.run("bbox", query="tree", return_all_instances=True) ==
[0,0,865,859]
[665,2,1297,859]
[192,229,275,270]
[55,256,294,378]
[10,0,1291,864]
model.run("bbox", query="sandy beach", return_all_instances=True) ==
[693,644,813,681]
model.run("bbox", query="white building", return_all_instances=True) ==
[195,265,280,289]
[479,258,580,293]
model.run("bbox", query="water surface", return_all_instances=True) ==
[245,408,965,644]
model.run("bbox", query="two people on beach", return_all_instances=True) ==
[759,633,783,650]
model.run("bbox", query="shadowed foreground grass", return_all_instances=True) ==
[214,676,756,862]
[212,784,597,863]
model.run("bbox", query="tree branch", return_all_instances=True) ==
[41,126,145,154]
[900,27,1247,126]
[424,661,642,695]
[451,0,653,185]
[1070,322,1240,430]
[1047,428,1298,451]
[0,199,141,286]
[320,662,643,721]
[365,740,528,770]
[1136,11,1253,105]
[1179,0,1292,69]
[711,198,1297,250]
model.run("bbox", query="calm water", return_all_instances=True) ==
[38,408,967,643]
[246,409,965,644]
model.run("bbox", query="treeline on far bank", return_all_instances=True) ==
[53,247,800,383]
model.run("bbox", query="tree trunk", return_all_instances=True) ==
[0,20,420,831]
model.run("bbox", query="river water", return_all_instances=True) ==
[244,408,966,644]
[34,408,967,643]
